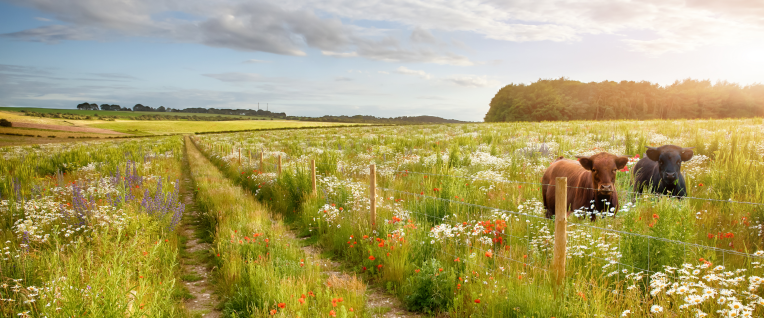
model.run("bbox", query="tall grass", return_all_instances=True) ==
[194,118,764,317]
[185,137,368,317]
[0,136,188,317]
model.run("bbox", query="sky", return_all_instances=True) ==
[1,0,763,122]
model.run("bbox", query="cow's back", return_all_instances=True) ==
[632,156,659,192]
[542,159,589,218]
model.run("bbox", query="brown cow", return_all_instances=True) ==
[542,152,629,220]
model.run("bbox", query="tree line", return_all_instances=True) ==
[484,78,764,122]
[75,103,287,118]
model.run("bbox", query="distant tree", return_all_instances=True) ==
[100,104,110,111]
[157,106,166,112]
[76,102,90,110]
[0,118,11,127]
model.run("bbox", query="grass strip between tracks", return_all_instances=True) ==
[184,136,367,318]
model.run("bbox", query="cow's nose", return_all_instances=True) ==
[600,184,613,191]
[666,172,676,180]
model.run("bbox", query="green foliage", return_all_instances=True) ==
[620,199,698,272]
[485,78,764,122]
[0,118,11,127]
[402,258,456,313]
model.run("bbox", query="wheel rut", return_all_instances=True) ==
[283,223,421,318]
[179,154,222,318]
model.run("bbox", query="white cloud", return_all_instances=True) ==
[202,72,262,82]
[410,26,439,44]
[242,59,272,64]
[322,51,359,57]
[444,75,500,88]
[392,67,498,87]
[3,0,764,60]
[394,66,432,80]
[378,71,389,74]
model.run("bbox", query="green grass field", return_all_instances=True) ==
[89,120,353,135]
[0,107,268,120]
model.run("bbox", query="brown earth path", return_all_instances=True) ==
[179,150,222,318]
[283,221,422,318]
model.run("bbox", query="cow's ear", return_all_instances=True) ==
[680,147,694,161]
[615,156,629,170]
[646,147,660,161]
[576,156,593,170]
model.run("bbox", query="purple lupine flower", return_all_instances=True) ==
[22,231,30,253]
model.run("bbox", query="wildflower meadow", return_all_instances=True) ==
[193,118,764,317]
[1,118,764,317]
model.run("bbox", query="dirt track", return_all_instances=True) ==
[11,122,127,135]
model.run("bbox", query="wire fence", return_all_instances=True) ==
[394,170,764,207]
[195,139,764,263]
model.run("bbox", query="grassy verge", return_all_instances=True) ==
[184,136,368,317]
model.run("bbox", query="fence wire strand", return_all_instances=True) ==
[394,170,764,207]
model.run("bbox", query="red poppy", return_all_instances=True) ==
[474,299,481,304]
[652,214,659,219]
[485,251,493,258]
[278,303,285,309]
[270,309,277,315]
[369,255,376,261]
[329,310,336,317]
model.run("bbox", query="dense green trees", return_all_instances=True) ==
[484,78,764,122]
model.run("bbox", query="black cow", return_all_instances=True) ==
[632,145,694,197]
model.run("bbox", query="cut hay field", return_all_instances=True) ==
[88,119,354,135]
[0,107,268,120]
[0,109,354,145]
[2,118,764,317]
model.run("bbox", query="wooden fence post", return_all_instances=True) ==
[260,152,264,172]
[311,159,316,194]
[553,177,568,288]
[278,155,282,175]
[238,148,241,164]
[370,164,376,230]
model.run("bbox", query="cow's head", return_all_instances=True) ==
[646,145,694,186]
[576,152,629,196]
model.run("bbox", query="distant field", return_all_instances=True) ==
[89,120,351,135]
[0,109,355,145]
[0,107,269,120]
